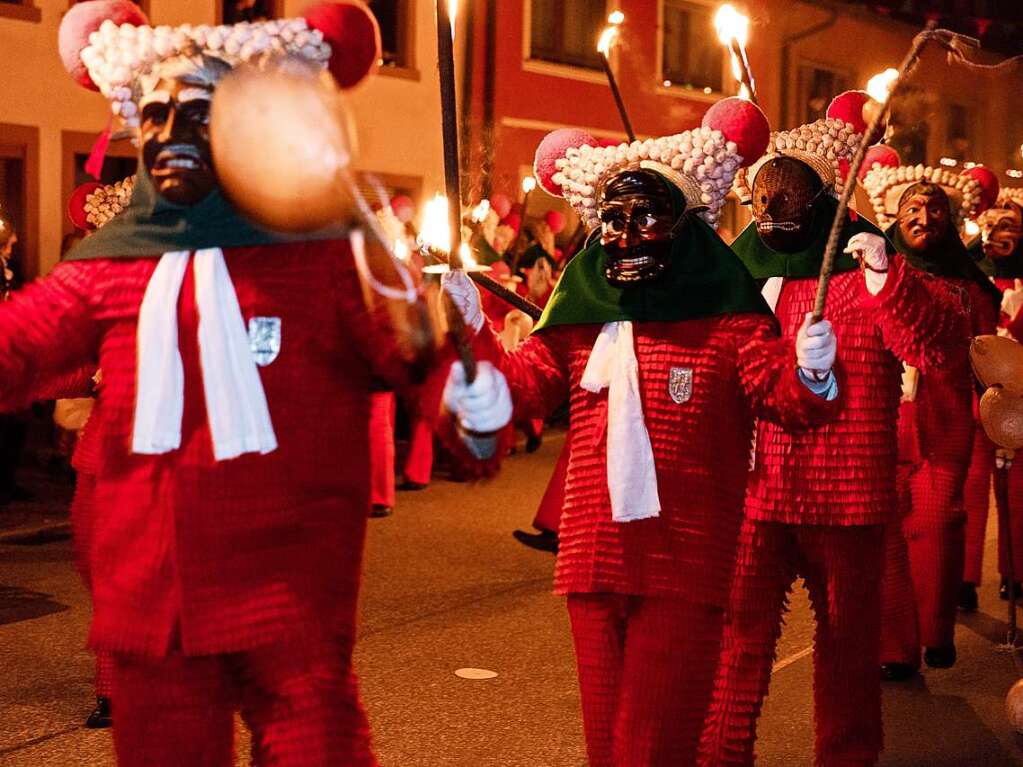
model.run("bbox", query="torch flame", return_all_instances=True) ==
[393,237,411,263]
[714,4,749,47]
[448,0,457,28]
[418,193,451,253]
[608,9,625,25]
[522,176,537,194]
[866,68,899,104]
[738,82,752,101]
[471,199,491,224]
[597,25,619,56]
[459,242,478,269]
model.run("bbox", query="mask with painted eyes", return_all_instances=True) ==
[895,182,953,254]
[979,203,1023,260]
[597,169,679,286]
[751,156,824,252]
[140,77,219,207]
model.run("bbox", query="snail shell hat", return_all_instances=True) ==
[532,97,771,231]
[861,162,1001,227]
[58,0,381,128]
[734,91,886,203]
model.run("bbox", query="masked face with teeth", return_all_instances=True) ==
[751,156,824,253]
[895,182,953,254]
[139,54,228,207]
[598,169,679,287]
[979,202,1023,261]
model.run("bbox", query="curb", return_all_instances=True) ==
[0,520,72,544]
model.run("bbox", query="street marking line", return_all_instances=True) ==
[772,645,813,673]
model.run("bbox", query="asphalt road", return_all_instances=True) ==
[1,429,1023,765]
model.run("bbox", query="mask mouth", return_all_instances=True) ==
[604,245,669,285]
[153,144,207,173]
[756,219,800,233]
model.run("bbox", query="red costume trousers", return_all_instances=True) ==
[567,594,723,767]
[699,521,884,767]
[963,425,1023,584]
[880,461,967,662]
[533,442,569,533]
[403,416,434,486]
[368,392,396,509]
[111,636,375,767]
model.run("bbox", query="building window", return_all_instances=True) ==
[797,63,849,124]
[0,1,41,22]
[0,125,39,280]
[368,0,412,70]
[220,0,277,24]
[660,0,722,93]
[529,0,606,71]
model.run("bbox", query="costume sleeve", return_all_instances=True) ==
[0,262,100,411]
[482,322,574,422]
[867,256,969,372]
[734,315,842,431]
[967,281,999,338]
[28,365,97,402]
[1008,309,1023,343]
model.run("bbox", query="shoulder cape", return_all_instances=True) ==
[533,215,774,332]
[731,195,882,280]
[65,170,349,261]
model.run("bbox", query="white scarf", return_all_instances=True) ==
[580,321,661,522]
[132,249,278,461]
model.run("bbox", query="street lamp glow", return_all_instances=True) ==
[418,193,451,253]
[964,219,980,237]
[714,4,749,47]
[608,9,625,25]
[866,68,899,103]
[470,199,491,224]
[521,176,536,195]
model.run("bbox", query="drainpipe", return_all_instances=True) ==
[780,7,838,127]
[480,0,497,197]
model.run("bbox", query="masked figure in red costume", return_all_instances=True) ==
[12,4,499,764]
[443,99,843,766]
[962,189,1023,607]
[861,162,1000,678]
[700,93,969,766]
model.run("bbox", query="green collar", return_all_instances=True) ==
[887,223,1001,307]
[65,169,349,261]
[533,215,774,331]
[731,196,883,280]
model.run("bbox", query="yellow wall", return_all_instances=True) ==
[0,0,444,275]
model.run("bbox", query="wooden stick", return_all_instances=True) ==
[811,23,935,322]
[729,39,759,106]
[996,460,1019,645]
[426,246,544,321]
[599,52,636,142]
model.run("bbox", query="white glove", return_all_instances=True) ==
[844,232,889,295]
[443,360,512,435]
[796,312,837,379]
[441,270,484,333]
[1002,279,1023,320]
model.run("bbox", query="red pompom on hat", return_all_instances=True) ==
[59,0,148,91]
[67,182,103,230]
[488,193,512,219]
[390,194,415,224]
[534,128,597,196]
[501,212,521,232]
[857,144,900,181]
[701,97,770,168]
[544,209,566,235]
[303,0,381,90]
[962,165,1001,214]
[827,90,884,144]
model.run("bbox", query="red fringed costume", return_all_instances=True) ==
[487,315,838,765]
[963,277,1023,588]
[0,242,415,766]
[700,261,966,766]
[880,277,994,665]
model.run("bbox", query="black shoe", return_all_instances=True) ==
[958,581,979,612]
[1000,578,1022,601]
[525,434,543,453]
[512,529,558,554]
[85,696,111,729]
[880,662,917,681]
[370,505,393,518]
[397,478,428,491]
[923,645,956,669]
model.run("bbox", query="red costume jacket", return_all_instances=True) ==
[898,277,996,467]
[746,258,969,527]
[486,314,838,608]
[0,240,414,657]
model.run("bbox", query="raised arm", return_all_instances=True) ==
[735,314,842,432]
[0,261,101,411]
[869,256,969,372]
